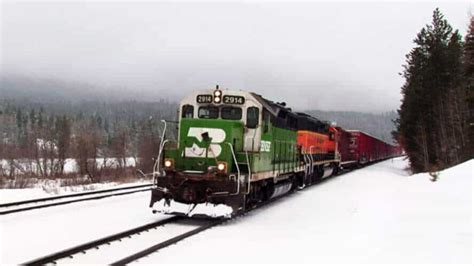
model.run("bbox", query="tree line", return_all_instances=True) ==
[395,9,473,173]
[0,99,177,183]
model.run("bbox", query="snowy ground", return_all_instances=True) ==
[0,157,471,264]
[0,179,151,204]
[139,157,472,264]
[0,191,163,264]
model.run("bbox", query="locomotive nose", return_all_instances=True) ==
[182,185,206,203]
[182,186,197,202]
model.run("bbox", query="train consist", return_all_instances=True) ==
[149,86,401,217]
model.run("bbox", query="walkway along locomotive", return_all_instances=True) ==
[148,86,400,218]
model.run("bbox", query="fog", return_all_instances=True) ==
[1,1,471,112]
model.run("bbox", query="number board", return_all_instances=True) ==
[196,94,213,103]
[223,95,245,105]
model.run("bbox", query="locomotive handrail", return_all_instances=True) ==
[309,145,315,176]
[300,153,308,189]
[152,120,168,180]
[226,142,241,196]
[245,151,251,194]
[153,139,171,180]
[159,120,167,152]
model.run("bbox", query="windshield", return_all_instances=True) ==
[198,106,219,119]
[221,107,242,120]
[196,106,243,120]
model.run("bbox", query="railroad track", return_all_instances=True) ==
[22,191,292,265]
[22,216,223,265]
[20,167,359,264]
[0,183,153,215]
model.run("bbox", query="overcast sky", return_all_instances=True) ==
[1,1,472,112]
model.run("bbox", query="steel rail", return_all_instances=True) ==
[0,183,153,208]
[111,185,309,264]
[22,190,287,265]
[0,187,152,215]
[22,216,182,265]
[110,219,225,265]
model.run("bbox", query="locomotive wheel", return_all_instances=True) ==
[332,163,340,175]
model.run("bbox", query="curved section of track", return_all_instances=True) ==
[0,183,153,215]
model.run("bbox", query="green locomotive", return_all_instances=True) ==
[149,86,339,217]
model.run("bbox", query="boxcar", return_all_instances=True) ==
[345,130,395,165]
[335,127,358,167]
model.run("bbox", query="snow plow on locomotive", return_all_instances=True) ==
[148,86,400,218]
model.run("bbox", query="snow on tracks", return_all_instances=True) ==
[0,183,152,215]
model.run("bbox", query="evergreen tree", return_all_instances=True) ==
[463,16,474,158]
[396,8,466,173]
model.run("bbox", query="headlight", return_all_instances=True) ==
[164,159,174,169]
[214,89,222,103]
[217,162,227,173]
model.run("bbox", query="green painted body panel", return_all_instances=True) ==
[164,118,244,172]
[237,126,298,175]
[164,117,299,177]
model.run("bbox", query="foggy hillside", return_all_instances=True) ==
[0,74,175,103]
[306,110,397,144]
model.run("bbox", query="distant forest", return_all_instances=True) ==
[0,73,398,184]
[0,74,178,184]
[305,110,397,144]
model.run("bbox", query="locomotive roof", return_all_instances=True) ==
[183,87,331,128]
[295,112,331,127]
[250,92,294,117]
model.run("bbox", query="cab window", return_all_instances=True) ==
[247,107,259,129]
[198,106,219,119]
[221,107,242,120]
[263,110,270,133]
[181,105,194,118]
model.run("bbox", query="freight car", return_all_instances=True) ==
[148,86,399,218]
[343,130,398,165]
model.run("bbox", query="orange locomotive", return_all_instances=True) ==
[295,113,340,185]
[296,112,338,160]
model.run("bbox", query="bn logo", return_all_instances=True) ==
[184,127,226,158]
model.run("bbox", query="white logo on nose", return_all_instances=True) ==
[185,127,226,158]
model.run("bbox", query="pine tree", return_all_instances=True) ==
[56,115,71,175]
[396,8,465,173]
[463,16,474,158]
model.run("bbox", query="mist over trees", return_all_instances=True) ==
[305,110,397,144]
[0,73,175,103]
[395,9,473,173]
